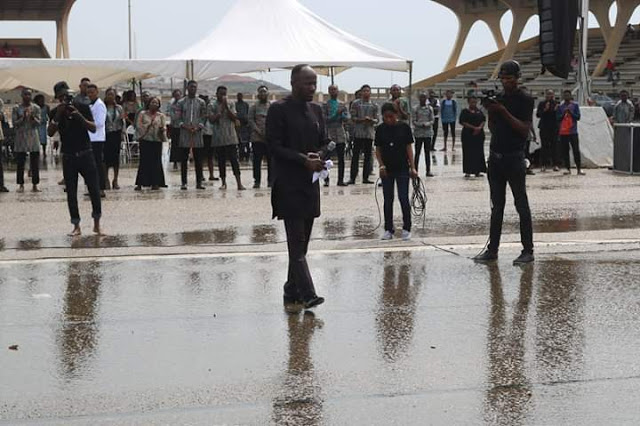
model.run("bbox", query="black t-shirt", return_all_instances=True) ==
[56,100,94,154]
[374,122,413,173]
[489,89,534,154]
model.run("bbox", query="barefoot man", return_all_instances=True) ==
[47,81,103,236]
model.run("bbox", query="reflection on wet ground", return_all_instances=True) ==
[2,250,640,423]
[2,213,640,252]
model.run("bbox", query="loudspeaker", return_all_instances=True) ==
[538,0,580,79]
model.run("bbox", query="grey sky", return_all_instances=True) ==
[1,0,637,92]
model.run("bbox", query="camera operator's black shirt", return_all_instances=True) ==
[375,122,414,174]
[57,101,94,155]
[489,88,534,154]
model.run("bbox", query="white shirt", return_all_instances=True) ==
[89,98,106,142]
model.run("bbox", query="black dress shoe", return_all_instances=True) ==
[347,180,356,185]
[196,184,206,190]
[362,180,374,184]
[303,296,325,309]
[513,251,535,265]
[474,250,498,263]
[337,182,348,187]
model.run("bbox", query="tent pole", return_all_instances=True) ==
[330,66,335,85]
[408,61,414,112]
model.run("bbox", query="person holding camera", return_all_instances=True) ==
[47,81,102,236]
[12,88,42,193]
[474,61,534,265]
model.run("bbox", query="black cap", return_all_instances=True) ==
[499,60,521,77]
[53,81,69,97]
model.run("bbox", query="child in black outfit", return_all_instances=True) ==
[375,103,418,241]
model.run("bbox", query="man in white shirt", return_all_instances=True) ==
[87,84,107,197]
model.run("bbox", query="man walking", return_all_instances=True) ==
[474,61,534,265]
[178,80,207,190]
[322,84,349,186]
[557,90,584,176]
[349,84,378,184]
[249,85,271,188]
[47,81,102,236]
[266,64,326,309]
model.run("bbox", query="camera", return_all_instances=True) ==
[480,89,498,104]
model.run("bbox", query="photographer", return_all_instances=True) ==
[47,81,102,236]
[474,61,534,265]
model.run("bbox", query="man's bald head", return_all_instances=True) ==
[291,64,317,102]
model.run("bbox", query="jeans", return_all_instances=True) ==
[283,217,318,301]
[181,147,204,186]
[414,137,432,174]
[382,172,411,233]
[91,142,106,190]
[560,134,581,170]
[216,145,241,180]
[431,118,439,149]
[252,142,271,186]
[350,138,373,182]
[487,153,533,253]
[62,149,102,225]
[16,151,40,185]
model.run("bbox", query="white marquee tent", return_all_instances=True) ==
[0,0,410,95]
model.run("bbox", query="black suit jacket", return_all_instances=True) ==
[266,97,328,219]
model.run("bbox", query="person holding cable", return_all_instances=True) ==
[266,64,327,310]
[474,60,535,265]
[376,103,418,242]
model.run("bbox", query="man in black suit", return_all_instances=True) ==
[266,64,327,309]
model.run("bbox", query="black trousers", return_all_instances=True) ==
[350,138,373,182]
[216,145,241,180]
[442,121,455,141]
[181,147,204,185]
[283,217,317,301]
[382,173,411,232]
[414,137,432,174]
[324,143,346,184]
[560,134,581,170]
[0,146,4,187]
[539,128,559,167]
[91,142,106,190]
[63,149,102,225]
[487,153,533,253]
[252,142,271,185]
[16,152,40,185]
[431,118,439,149]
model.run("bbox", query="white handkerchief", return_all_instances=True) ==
[313,160,334,183]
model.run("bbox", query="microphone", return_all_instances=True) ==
[322,141,336,161]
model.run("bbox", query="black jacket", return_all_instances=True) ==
[266,97,328,219]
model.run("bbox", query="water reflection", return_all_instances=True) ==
[180,228,237,245]
[376,252,421,363]
[251,225,278,244]
[535,260,585,382]
[57,261,103,382]
[352,216,376,239]
[484,264,533,426]
[69,234,127,249]
[322,219,346,240]
[272,312,323,425]
[137,233,168,247]
[17,239,42,250]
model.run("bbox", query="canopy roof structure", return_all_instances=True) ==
[0,0,410,95]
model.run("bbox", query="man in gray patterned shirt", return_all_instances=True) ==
[348,84,378,184]
[178,80,207,190]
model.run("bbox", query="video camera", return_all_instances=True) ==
[479,89,500,106]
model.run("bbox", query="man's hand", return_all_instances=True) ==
[410,167,418,179]
[68,106,82,120]
[305,153,324,172]
[486,101,507,115]
[379,167,388,179]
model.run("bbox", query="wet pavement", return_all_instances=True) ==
[1,154,640,424]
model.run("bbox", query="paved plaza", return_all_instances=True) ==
[1,152,640,425]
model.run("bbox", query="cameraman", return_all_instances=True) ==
[47,81,103,236]
[474,61,534,265]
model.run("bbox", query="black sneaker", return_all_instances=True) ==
[513,251,535,265]
[303,296,325,309]
[474,250,498,263]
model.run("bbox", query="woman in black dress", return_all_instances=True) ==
[134,97,167,190]
[459,96,487,177]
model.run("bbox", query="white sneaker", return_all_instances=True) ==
[402,230,411,241]
[381,231,393,240]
